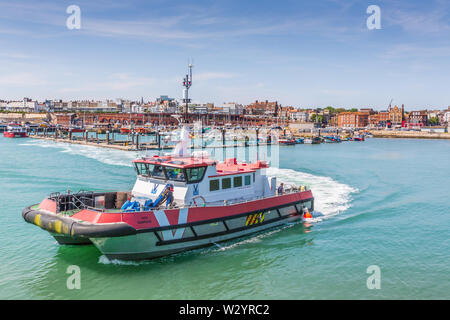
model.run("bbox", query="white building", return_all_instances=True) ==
[289,111,308,122]
[443,110,450,124]
[221,102,244,115]
[4,98,40,112]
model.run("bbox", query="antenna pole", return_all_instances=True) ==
[182,62,193,123]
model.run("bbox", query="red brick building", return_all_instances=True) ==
[337,112,369,128]
[245,100,280,116]
[369,111,389,127]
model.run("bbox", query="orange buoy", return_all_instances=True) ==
[303,208,312,219]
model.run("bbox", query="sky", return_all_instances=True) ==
[0,0,449,110]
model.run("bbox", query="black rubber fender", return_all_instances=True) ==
[22,206,137,238]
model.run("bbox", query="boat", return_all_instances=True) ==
[278,136,296,145]
[353,135,365,141]
[68,125,84,133]
[3,123,28,138]
[22,127,314,260]
[120,126,132,134]
[323,135,341,143]
[305,136,321,144]
[295,138,304,144]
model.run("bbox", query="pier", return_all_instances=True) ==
[27,127,278,151]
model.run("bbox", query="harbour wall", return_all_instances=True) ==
[368,130,450,139]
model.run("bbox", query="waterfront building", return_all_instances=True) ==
[245,100,280,116]
[289,110,308,122]
[443,109,450,124]
[337,112,369,128]
[329,114,338,127]
[279,106,295,120]
[388,104,405,127]
[216,102,244,115]
[2,98,40,112]
[0,100,8,111]
[427,110,442,125]
[407,110,428,128]
[187,103,213,114]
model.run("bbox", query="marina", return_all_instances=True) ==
[1,135,449,299]
[1,0,449,303]
[22,127,314,260]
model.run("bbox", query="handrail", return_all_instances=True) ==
[51,185,310,213]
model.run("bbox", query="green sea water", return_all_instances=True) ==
[0,136,449,299]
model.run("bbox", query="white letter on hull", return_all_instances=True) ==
[154,208,189,240]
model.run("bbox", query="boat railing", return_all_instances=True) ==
[181,184,309,209]
[49,190,96,213]
[48,184,309,213]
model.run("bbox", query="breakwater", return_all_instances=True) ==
[369,130,450,139]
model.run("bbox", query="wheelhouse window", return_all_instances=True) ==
[210,179,220,191]
[149,164,166,179]
[234,176,243,188]
[222,178,231,189]
[135,163,150,176]
[245,175,251,185]
[186,166,206,183]
[165,167,186,182]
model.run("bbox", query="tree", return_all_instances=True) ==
[428,116,439,126]
[325,106,335,113]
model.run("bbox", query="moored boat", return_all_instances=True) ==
[278,136,296,145]
[323,135,341,143]
[3,123,28,138]
[22,128,314,260]
[120,126,132,134]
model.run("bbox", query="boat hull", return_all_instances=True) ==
[91,197,313,260]
[93,216,299,260]
[22,191,314,260]
[3,132,27,138]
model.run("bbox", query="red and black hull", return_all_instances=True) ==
[22,190,314,260]
[3,132,28,138]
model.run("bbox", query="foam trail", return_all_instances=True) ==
[208,224,294,253]
[98,255,142,266]
[22,140,357,219]
[267,167,358,220]
[20,140,152,167]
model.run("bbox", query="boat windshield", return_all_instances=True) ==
[164,167,186,182]
[185,167,206,183]
[135,162,207,183]
[148,164,166,179]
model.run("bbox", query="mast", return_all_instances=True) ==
[182,62,193,123]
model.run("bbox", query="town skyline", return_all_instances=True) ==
[1,0,450,109]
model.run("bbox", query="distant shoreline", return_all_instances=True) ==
[368,130,450,140]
